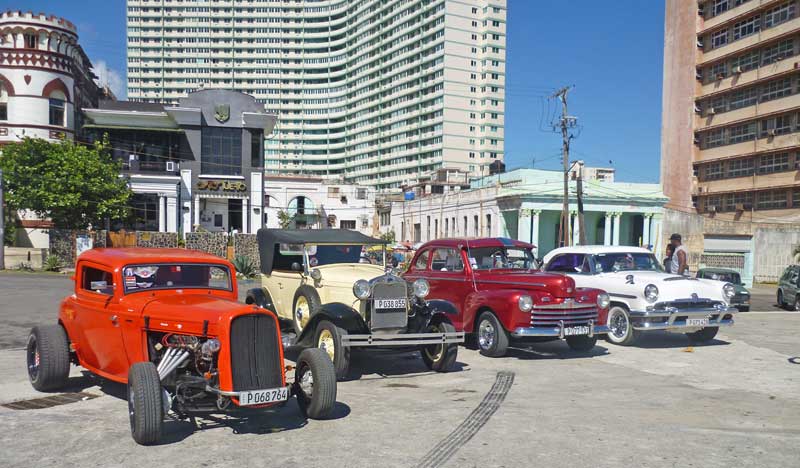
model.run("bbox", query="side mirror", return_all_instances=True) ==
[290,262,303,272]
[90,280,108,291]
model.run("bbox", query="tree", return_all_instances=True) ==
[379,230,396,244]
[0,138,132,229]
[277,209,294,229]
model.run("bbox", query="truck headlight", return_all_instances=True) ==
[644,284,659,303]
[723,283,735,299]
[413,279,430,298]
[597,293,610,309]
[310,269,322,281]
[518,295,533,312]
[353,279,370,300]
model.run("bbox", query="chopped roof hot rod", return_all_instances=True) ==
[26,248,336,445]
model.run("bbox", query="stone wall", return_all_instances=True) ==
[185,232,228,258]
[135,231,178,249]
[233,233,259,269]
[48,229,107,267]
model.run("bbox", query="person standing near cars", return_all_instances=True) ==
[669,233,689,276]
[663,243,674,272]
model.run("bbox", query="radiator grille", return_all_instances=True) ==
[230,314,283,391]
[653,299,724,311]
[531,305,599,327]
[371,281,409,329]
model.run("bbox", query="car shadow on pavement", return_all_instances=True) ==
[622,331,732,349]
[502,342,610,360]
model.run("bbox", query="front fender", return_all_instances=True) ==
[465,289,531,333]
[295,302,369,347]
[245,287,275,313]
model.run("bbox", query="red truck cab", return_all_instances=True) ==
[403,238,611,357]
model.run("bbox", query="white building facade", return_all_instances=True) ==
[126,0,507,190]
[264,175,376,236]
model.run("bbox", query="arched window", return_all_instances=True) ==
[48,90,66,127]
[0,83,8,121]
[23,31,38,49]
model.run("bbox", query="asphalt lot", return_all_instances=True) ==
[0,272,798,467]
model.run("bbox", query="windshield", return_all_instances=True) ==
[593,253,664,273]
[700,270,740,283]
[123,264,232,293]
[468,246,537,270]
[306,244,385,267]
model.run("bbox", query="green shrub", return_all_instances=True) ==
[232,255,258,278]
[43,255,62,272]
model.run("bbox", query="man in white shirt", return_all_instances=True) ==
[668,233,689,276]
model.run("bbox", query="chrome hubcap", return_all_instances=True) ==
[295,297,310,330]
[318,329,335,361]
[299,367,314,398]
[26,335,39,381]
[478,319,495,350]
[610,310,628,339]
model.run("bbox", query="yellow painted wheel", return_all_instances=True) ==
[295,296,311,331]
[318,329,335,361]
[423,324,444,363]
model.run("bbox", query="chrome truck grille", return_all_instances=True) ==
[230,314,283,391]
[531,300,599,327]
[370,281,409,330]
[652,299,724,310]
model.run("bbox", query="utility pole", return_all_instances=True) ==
[553,86,577,248]
[575,161,586,245]
[0,168,4,270]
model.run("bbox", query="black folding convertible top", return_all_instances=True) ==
[256,228,386,275]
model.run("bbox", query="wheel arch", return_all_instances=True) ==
[472,305,497,333]
[245,287,275,312]
[295,302,368,347]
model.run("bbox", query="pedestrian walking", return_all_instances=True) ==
[669,233,689,276]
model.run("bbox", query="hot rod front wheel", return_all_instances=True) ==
[421,322,458,372]
[27,325,70,392]
[295,348,337,419]
[128,362,163,446]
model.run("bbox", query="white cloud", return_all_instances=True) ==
[93,60,125,99]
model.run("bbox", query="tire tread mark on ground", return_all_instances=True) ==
[414,371,514,468]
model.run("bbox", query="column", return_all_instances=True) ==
[531,210,541,247]
[193,195,200,229]
[250,171,263,234]
[166,197,177,233]
[642,214,651,248]
[517,209,532,243]
[242,198,249,234]
[612,213,621,246]
[158,195,166,232]
[603,213,612,246]
[181,169,192,235]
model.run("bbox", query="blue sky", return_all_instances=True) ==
[4,0,665,183]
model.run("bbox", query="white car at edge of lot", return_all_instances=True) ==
[542,246,737,346]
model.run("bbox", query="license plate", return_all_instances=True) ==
[686,318,709,327]
[375,298,407,309]
[238,387,289,406]
[563,325,590,336]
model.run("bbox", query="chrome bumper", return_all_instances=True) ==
[341,331,465,347]
[629,305,737,331]
[511,320,611,339]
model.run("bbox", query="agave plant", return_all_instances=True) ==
[43,254,62,272]
[232,255,258,278]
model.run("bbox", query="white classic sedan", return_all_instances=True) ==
[542,246,737,346]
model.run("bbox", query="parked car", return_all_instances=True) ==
[696,268,750,312]
[402,238,611,357]
[27,248,336,445]
[245,229,464,380]
[777,265,800,311]
[542,246,737,346]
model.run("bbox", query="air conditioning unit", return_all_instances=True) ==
[698,7,704,16]
[696,70,703,81]
[693,135,701,145]
[697,39,704,48]
[716,72,725,80]
[767,129,777,137]
[732,66,742,74]
[694,105,702,114]
[707,205,717,213]
[166,161,176,172]
[735,203,746,211]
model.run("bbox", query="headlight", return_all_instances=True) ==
[518,295,533,312]
[310,269,322,281]
[723,283,735,299]
[413,279,430,298]
[353,279,370,299]
[597,293,610,309]
[644,284,659,303]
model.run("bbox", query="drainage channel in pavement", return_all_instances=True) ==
[1,392,100,410]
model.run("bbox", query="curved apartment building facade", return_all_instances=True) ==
[127,0,506,190]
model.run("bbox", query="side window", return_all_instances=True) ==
[431,248,464,272]
[546,254,587,273]
[81,266,114,295]
[414,250,430,270]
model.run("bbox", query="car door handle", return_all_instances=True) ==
[110,315,118,324]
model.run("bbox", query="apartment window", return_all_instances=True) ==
[764,2,796,28]
[729,87,758,110]
[463,216,468,235]
[728,122,757,143]
[705,128,726,148]
[485,214,492,236]
[705,162,724,180]
[757,190,788,209]
[473,215,479,237]
[249,129,263,168]
[711,29,729,48]
[444,218,449,237]
[793,189,800,206]
[356,188,367,200]
[201,127,242,175]
[758,152,790,173]
[0,83,7,121]
[723,191,754,211]
[732,16,760,40]
[731,50,760,72]
[24,33,37,49]
[761,114,793,137]
[48,95,66,127]
[340,220,356,230]
[761,77,793,102]
[727,158,755,177]
[761,39,794,65]
[705,195,722,211]
[469,152,476,158]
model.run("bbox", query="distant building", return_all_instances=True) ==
[384,168,667,257]
[264,175,376,236]
[0,10,105,143]
[83,89,277,234]
[570,162,615,183]
[126,0,508,189]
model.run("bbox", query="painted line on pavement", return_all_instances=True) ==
[414,371,515,468]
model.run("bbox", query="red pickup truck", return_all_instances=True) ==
[403,238,611,357]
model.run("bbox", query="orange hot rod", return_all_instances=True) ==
[26,248,336,445]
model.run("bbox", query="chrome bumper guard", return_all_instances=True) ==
[341,331,465,347]
[511,320,611,339]
[629,305,737,331]
[204,385,291,398]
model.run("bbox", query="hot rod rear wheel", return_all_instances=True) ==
[293,286,322,334]
[295,348,337,419]
[476,311,509,358]
[128,362,163,446]
[605,306,639,346]
[686,326,719,343]
[315,320,350,380]
[421,321,458,372]
[565,335,597,352]
[27,325,70,392]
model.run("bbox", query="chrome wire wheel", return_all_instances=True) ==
[26,334,40,383]
[609,308,629,340]
[478,319,496,350]
[295,296,310,331]
[318,329,335,362]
